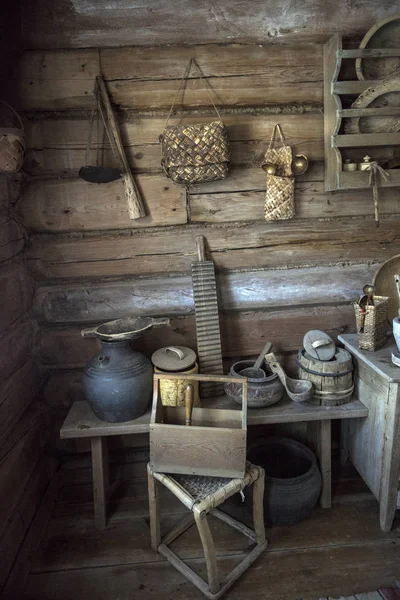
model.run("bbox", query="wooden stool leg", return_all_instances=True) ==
[91,436,109,529]
[148,470,161,551]
[252,468,266,544]
[318,420,332,508]
[194,510,219,595]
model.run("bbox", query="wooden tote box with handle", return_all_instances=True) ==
[150,373,247,478]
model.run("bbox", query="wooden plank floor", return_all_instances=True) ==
[19,450,400,600]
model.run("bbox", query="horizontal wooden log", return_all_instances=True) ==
[24,113,324,175]
[0,263,35,330]
[19,165,324,233]
[0,215,25,261]
[19,164,400,234]
[20,1,397,49]
[0,360,42,447]
[33,263,374,324]
[19,176,186,232]
[0,319,38,381]
[190,180,400,223]
[39,302,357,370]
[16,45,323,111]
[27,219,399,279]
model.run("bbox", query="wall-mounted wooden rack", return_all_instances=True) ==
[324,34,400,191]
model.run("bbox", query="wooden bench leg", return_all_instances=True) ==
[318,420,332,509]
[148,469,161,551]
[252,467,266,545]
[194,510,219,595]
[91,436,109,529]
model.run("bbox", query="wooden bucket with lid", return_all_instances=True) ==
[297,347,354,406]
[151,346,200,406]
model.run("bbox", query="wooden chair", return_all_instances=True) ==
[147,461,268,600]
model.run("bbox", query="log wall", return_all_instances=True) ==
[14,41,400,424]
[0,8,57,589]
[0,174,57,592]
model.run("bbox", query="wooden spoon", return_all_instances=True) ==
[265,353,314,403]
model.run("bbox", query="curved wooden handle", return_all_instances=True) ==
[151,317,171,328]
[265,352,287,388]
[196,236,206,261]
[185,384,194,426]
[312,339,331,349]
[81,326,98,338]
[165,346,185,360]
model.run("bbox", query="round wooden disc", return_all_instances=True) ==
[151,346,197,371]
[303,330,336,361]
[356,15,400,81]
[344,75,400,134]
[373,254,400,322]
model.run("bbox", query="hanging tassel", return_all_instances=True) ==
[368,162,389,228]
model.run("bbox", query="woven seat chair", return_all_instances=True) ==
[147,461,267,600]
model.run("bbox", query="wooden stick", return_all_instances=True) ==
[153,372,247,385]
[252,467,266,544]
[158,544,212,597]
[147,467,161,551]
[96,76,146,220]
[318,420,332,509]
[185,384,194,426]
[162,512,194,546]
[152,471,195,511]
[211,508,256,541]
[91,437,109,529]
[194,511,220,594]
[196,236,206,261]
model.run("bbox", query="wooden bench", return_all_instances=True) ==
[60,396,368,528]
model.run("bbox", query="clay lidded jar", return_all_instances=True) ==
[82,339,153,423]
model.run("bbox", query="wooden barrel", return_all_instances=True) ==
[297,348,354,406]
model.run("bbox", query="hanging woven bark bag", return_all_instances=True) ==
[0,101,25,172]
[262,124,295,222]
[159,58,230,185]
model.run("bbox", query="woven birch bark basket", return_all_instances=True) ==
[354,296,389,351]
[265,174,295,221]
[263,124,295,221]
[160,58,230,185]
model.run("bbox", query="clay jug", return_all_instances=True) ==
[83,339,153,423]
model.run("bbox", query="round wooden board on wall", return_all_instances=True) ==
[356,14,400,81]
[373,254,400,322]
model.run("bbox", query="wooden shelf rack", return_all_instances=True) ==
[324,34,400,191]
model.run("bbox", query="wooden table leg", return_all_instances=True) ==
[91,436,109,529]
[318,420,332,509]
[147,468,161,551]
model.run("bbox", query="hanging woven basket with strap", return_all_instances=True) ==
[262,124,295,222]
[159,58,230,185]
[262,124,293,178]
[0,102,25,173]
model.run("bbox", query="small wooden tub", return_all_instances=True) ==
[297,348,354,406]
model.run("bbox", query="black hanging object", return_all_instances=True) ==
[78,80,122,184]
[78,165,122,183]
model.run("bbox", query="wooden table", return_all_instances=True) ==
[339,334,400,532]
[61,396,368,528]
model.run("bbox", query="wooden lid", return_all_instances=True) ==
[303,330,336,361]
[151,346,197,371]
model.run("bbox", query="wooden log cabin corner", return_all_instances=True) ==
[2,0,400,596]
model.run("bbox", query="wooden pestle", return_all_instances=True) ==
[185,384,194,426]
